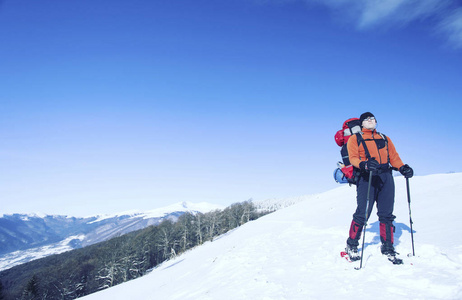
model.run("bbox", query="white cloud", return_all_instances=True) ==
[304,0,462,48]
[438,8,462,49]
[359,0,445,28]
[309,0,444,27]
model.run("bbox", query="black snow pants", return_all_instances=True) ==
[353,168,396,226]
[347,167,396,248]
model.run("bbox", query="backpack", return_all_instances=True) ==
[333,118,361,184]
[333,119,391,184]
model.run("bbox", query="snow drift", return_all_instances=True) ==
[82,173,462,300]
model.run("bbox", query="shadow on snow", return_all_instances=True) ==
[361,221,415,250]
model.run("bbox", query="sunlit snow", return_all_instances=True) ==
[82,173,462,300]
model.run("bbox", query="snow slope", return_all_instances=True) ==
[83,173,462,300]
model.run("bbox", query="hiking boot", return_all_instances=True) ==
[381,242,398,256]
[345,220,363,261]
[380,222,398,256]
[346,244,361,261]
[381,242,403,264]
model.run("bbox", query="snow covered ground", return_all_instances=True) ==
[83,173,462,300]
[0,235,85,271]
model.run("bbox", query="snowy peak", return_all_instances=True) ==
[85,201,224,223]
[0,201,224,271]
[143,201,224,219]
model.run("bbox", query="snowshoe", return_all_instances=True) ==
[345,244,360,262]
[381,244,403,265]
[386,254,404,265]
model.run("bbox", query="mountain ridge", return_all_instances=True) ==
[0,201,224,271]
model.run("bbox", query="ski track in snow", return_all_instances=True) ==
[82,173,462,300]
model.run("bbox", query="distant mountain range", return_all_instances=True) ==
[0,201,224,271]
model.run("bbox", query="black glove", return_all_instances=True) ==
[399,164,413,178]
[359,158,379,172]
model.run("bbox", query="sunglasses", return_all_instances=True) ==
[364,117,375,121]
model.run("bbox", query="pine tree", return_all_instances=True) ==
[22,275,40,300]
[0,280,5,300]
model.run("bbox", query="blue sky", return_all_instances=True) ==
[1,0,461,216]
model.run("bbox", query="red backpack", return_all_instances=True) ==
[333,118,361,184]
[334,118,361,147]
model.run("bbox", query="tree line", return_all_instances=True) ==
[0,201,270,299]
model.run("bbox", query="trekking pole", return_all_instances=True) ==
[406,178,415,256]
[358,170,373,270]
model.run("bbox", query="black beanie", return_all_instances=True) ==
[360,112,376,124]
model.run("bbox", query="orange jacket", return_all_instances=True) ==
[347,129,404,170]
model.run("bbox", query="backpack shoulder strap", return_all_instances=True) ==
[355,132,372,160]
[358,131,391,164]
[377,132,391,165]
[378,132,388,143]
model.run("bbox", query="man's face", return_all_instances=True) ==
[362,117,376,130]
